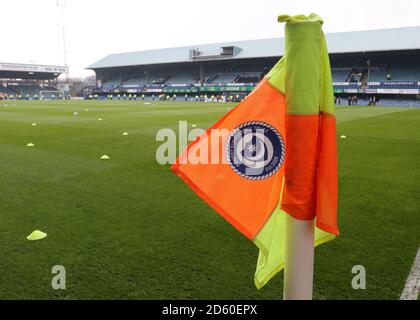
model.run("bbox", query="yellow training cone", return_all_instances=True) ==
[98,118,103,121]
[27,230,47,241]
[100,155,110,160]
[32,123,37,126]
[26,143,35,147]
[340,135,347,139]
[122,132,128,136]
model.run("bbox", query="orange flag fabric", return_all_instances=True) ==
[171,13,339,288]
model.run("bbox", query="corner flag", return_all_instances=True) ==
[171,13,338,289]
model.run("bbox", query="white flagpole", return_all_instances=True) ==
[279,13,323,301]
[283,214,315,300]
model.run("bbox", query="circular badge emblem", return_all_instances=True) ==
[225,121,285,180]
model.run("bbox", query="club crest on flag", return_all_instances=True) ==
[225,121,285,180]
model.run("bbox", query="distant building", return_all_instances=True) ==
[0,62,68,100]
[87,27,420,105]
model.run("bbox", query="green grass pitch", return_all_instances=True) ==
[0,99,419,299]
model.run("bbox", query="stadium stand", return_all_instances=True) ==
[0,62,68,99]
[102,78,120,88]
[123,77,147,87]
[389,65,420,82]
[0,85,16,95]
[209,73,240,84]
[11,84,41,97]
[332,69,351,82]
[368,68,388,82]
[165,66,197,85]
[235,73,261,84]
[166,72,195,85]
[88,26,420,105]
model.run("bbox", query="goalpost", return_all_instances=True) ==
[39,90,66,100]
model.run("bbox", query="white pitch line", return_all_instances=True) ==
[364,109,410,119]
[400,247,420,300]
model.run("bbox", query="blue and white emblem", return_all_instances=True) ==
[225,121,285,180]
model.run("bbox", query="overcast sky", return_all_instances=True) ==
[1,0,419,77]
